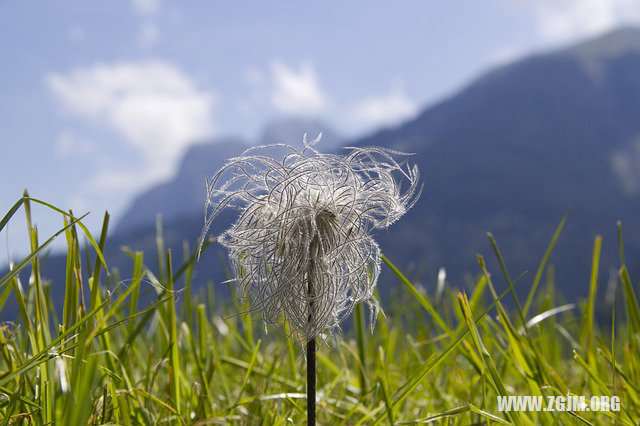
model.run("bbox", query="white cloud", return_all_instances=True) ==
[132,0,161,16]
[46,60,215,175]
[270,61,327,115]
[348,86,417,132]
[530,0,640,43]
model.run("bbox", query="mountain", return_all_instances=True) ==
[5,28,640,320]
[354,26,640,296]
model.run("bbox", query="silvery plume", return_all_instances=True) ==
[198,135,421,341]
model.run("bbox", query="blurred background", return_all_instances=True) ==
[3,1,640,311]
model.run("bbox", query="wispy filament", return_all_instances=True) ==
[199,135,421,340]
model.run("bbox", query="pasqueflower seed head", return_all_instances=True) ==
[198,135,421,340]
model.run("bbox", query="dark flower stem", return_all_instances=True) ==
[307,335,316,426]
[307,237,317,426]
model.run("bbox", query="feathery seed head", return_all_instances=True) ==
[198,135,421,340]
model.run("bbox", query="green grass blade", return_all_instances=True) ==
[0,197,24,234]
[523,212,567,317]
[89,211,110,311]
[354,302,368,397]
[378,377,394,425]
[585,235,602,360]
[381,255,450,333]
[486,232,527,329]
[617,220,626,267]
[166,250,181,420]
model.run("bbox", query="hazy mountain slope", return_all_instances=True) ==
[355,27,640,296]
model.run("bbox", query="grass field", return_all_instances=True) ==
[1,195,639,425]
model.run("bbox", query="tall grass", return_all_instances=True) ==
[0,196,639,424]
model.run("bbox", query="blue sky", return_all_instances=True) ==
[2,0,640,261]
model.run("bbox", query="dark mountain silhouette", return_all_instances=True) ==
[5,28,640,320]
[356,26,640,298]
